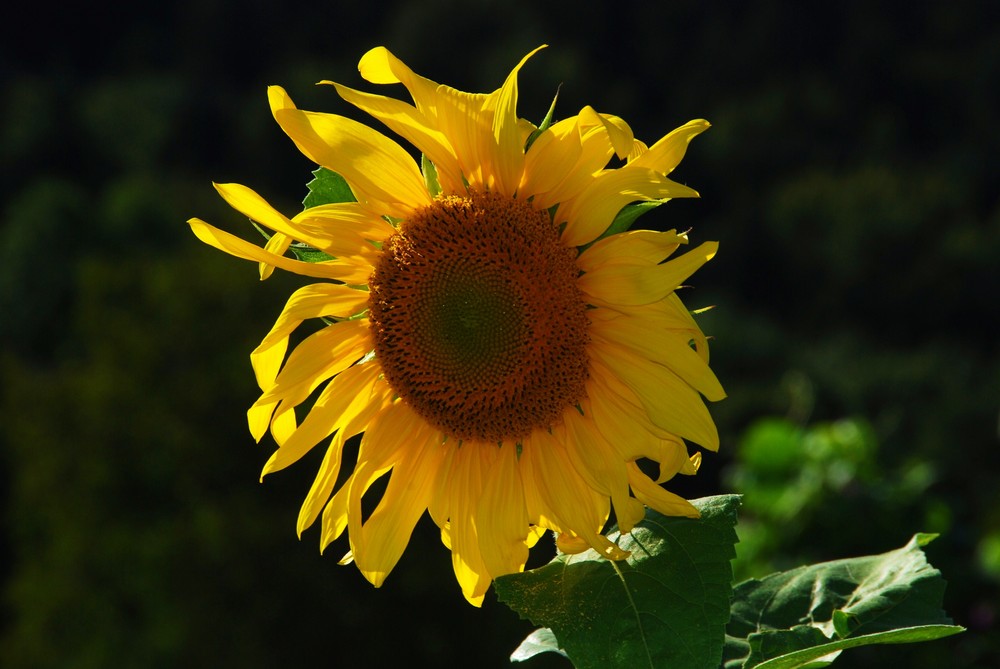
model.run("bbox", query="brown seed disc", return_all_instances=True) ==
[368,190,590,443]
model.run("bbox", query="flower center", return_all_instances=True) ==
[368,191,590,443]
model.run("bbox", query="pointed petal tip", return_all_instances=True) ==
[360,569,388,588]
[259,453,281,481]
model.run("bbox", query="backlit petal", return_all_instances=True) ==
[268,86,430,217]
[250,283,369,396]
[297,379,393,536]
[627,463,700,518]
[260,362,382,478]
[579,241,718,307]
[590,315,726,401]
[577,229,688,272]
[491,45,546,195]
[558,168,700,247]
[591,339,719,451]
[327,81,464,194]
[627,119,710,174]
[476,441,531,578]
[355,421,446,587]
[188,218,371,283]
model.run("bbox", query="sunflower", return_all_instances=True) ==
[188,46,724,605]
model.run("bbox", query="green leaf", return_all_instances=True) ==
[497,495,740,669]
[723,535,964,669]
[302,167,356,209]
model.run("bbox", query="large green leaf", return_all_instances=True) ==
[497,495,740,669]
[723,534,964,669]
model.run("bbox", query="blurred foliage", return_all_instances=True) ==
[2,1,998,668]
[728,416,928,580]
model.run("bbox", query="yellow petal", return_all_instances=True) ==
[268,86,430,218]
[320,399,418,552]
[587,355,673,442]
[250,283,369,396]
[247,320,370,441]
[652,437,697,483]
[517,432,562,533]
[211,183,385,271]
[268,404,298,447]
[255,319,370,406]
[555,533,593,555]
[476,441,530,578]
[586,367,698,486]
[564,408,645,534]
[626,463,699,518]
[260,232,292,279]
[627,119,710,174]
[297,380,392,536]
[578,241,718,307]
[358,46,439,108]
[212,182,292,233]
[491,45,546,195]
[520,107,625,208]
[426,442,457,531]
[577,229,688,272]
[355,421,446,587]
[520,117,583,202]
[430,86,494,189]
[188,218,371,283]
[260,362,382,478]
[444,442,497,606]
[628,138,649,162]
[326,81,464,194]
[684,451,702,476]
[523,428,625,560]
[357,45,545,194]
[592,296,712,364]
[591,340,719,451]
[578,106,634,160]
[558,168,700,247]
[590,316,726,402]
[292,201,395,242]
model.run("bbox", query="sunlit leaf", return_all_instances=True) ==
[498,495,740,669]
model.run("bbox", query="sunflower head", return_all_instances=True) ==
[188,46,724,605]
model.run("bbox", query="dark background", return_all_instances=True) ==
[2,1,997,667]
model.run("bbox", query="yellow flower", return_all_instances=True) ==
[188,46,724,605]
